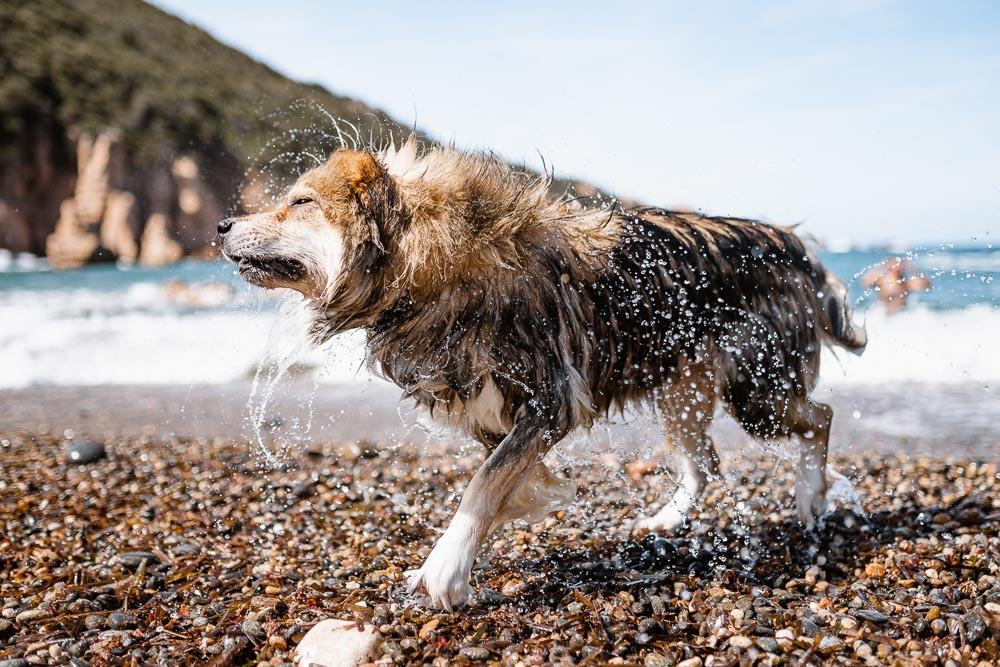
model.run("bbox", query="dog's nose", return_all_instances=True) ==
[217,218,234,235]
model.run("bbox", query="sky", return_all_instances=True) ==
[151,0,1000,246]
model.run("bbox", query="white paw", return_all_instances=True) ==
[796,490,829,529]
[405,513,478,611]
[406,556,472,611]
[632,506,687,536]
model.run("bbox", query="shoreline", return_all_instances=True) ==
[0,380,996,459]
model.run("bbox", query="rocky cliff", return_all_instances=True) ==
[0,0,610,268]
[0,0,405,267]
[3,118,257,268]
[42,130,228,268]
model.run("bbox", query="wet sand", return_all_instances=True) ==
[0,380,996,458]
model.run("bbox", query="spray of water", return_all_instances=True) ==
[219,103,998,587]
[245,293,315,466]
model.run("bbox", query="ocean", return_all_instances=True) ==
[1,244,997,449]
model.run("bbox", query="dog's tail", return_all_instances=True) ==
[818,269,867,355]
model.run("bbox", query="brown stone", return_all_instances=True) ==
[46,198,100,269]
[139,212,183,267]
[74,132,116,225]
[44,131,126,268]
[171,156,225,253]
[100,190,140,262]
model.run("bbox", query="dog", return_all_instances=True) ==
[218,136,866,610]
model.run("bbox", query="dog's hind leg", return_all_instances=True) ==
[487,462,576,535]
[633,360,720,536]
[789,400,833,528]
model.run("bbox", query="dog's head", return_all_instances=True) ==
[219,149,398,299]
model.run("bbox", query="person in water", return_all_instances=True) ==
[862,258,931,313]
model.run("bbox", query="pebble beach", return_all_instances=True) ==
[3,428,1000,666]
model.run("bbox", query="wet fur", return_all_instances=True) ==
[220,138,866,610]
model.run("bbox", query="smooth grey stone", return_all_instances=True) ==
[67,441,106,464]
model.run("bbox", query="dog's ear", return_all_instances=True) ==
[330,150,386,207]
[330,150,397,250]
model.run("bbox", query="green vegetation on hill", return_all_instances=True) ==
[0,0,404,170]
[0,0,610,258]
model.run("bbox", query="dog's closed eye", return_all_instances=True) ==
[290,197,313,207]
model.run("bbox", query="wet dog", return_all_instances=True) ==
[219,137,866,610]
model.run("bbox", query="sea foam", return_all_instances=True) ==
[1,280,997,389]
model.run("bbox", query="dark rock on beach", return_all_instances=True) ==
[65,440,105,464]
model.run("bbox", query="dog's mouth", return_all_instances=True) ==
[228,254,306,283]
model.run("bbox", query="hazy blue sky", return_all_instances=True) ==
[152,0,999,245]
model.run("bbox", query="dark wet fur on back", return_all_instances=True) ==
[325,189,864,451]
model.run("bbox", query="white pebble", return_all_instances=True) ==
[294,619,381,667]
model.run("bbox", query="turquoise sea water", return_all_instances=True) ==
[2,244,996,310]
[0,244,996,389]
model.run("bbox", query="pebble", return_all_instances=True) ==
[0,660,29,667]
[964,610,988,645]
[293,619,380,667]
[242,618,266,642]
[757,637,780,653]
[112,550,161,570]
[799,617,820,637]
[459,646,490,661]
[66,441,106,464]
[677,658,703,667]
[83,614,105,630]
[644,654,672,667]
[501,578,526,597]
[477,588,502,606]
[637,617,661,635]
[819,636,845,652]
[15,609,51,624]
[855,609,889,624]
[169,543,201,558]
[0,619,12,637]
[650,537,676,560]
[108,612,137,630]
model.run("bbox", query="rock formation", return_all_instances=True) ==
[39,130,230,269]
[171,156,226,254]
[46,131,119,268]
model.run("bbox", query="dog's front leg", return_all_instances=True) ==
[407,418,554,610]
